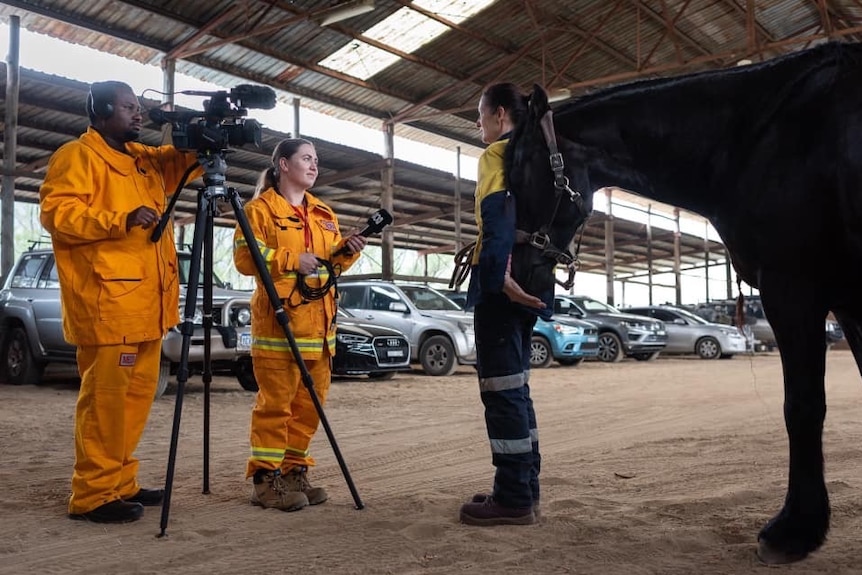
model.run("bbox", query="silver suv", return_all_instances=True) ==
[0,245,253,397]
[337,280,476,376]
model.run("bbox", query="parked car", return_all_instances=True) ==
[333,307,412,379]
[624,304,747,359]
[234,307,412,391]
[337,280,476,376]
[530,315,599,368]
[0,245,253,398]
[692,298,776,350]
[693,297,844,351]
[438,289,468,310]
[826,314,845,346]
[554,295,667,362]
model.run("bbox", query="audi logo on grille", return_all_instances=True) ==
[387,338,402,347]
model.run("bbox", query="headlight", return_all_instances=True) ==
[719,327,737,336]
[337,333,369,344]
[619,320,646,330]
[554,324,584,335]
[234,307,251,327]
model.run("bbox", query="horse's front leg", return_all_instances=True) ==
[756,278,829,564]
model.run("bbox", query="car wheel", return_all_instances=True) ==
[234,356,259,391]
[367,371,396,381]
[696,337,721,360]
[2,327,44,386]
[529,335,554,369]
[154,360,171,399]
[557,357,584,366]
[419,335,457,376]
[597,332,623,363]
[631,351,660,361]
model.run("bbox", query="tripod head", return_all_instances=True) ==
[150,151,231,243]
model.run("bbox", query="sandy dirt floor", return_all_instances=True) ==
[2,351,862,575]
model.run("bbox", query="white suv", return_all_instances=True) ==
[337,280,476,376]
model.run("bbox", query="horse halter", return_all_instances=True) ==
[539,110,589,218]
[534,109,591,290]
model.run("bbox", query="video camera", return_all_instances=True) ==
[148,84,277,153]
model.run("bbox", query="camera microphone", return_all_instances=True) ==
[230,85,277,110]
[334,209,393,256]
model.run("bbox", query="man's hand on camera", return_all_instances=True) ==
[127,206,160,231]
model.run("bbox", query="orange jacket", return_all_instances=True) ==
[39,127,202,346]
[233,188,360,360]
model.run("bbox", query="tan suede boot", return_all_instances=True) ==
[250,470,308,511]
[283,466,328,505]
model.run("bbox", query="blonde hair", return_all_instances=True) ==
[253,137,315,199]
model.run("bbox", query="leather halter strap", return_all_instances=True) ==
[535,109,591,290]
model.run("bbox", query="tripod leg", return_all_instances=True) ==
[227,188,364,510]
[202,205,214,495]
[158,190,210,537]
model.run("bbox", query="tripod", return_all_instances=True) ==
[155,151,363,537]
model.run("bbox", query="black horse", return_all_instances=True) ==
[505,41,862,564]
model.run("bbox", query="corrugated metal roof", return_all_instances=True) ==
[3,0,860,278]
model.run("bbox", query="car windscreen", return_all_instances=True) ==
[573,297,618,313]
[399,285,462,311]
[670,307,710,325]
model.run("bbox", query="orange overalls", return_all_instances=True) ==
[233,189,360,477]
[39,127,202,514]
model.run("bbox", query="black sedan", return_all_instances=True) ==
[333,309,412,380]
[233,309,411,391]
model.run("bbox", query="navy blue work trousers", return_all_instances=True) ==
[474,293,540,509]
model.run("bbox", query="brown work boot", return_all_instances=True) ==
[472,492,541,520]
[250,469,308,511]
[283,466,328,505]
[460,495,536,526]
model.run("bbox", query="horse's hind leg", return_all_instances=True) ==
[755,274,829,564]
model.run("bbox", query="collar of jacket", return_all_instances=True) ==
[79,127,138,176]
[259,187,332,217]
[496,131,512,142]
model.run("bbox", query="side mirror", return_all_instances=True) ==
[390,302,409,313]
[673,318,686,325]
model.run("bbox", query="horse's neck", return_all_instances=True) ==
[555,45,843,217]
[559,94,739,216]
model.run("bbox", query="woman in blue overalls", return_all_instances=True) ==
[460,83,551,526]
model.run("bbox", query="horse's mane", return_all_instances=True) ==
[555,41,857,117]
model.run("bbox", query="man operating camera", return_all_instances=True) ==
[39,80,203,524]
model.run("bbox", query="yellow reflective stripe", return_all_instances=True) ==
[253,335,328,353]
[250,446,285,463]
[285,446,309,458]
[234,236,276,264]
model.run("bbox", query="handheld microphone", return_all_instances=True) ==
[334,209,393,256]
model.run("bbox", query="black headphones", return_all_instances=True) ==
[86,81,119,120]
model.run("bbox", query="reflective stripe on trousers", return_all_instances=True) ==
[474,295,540,509]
